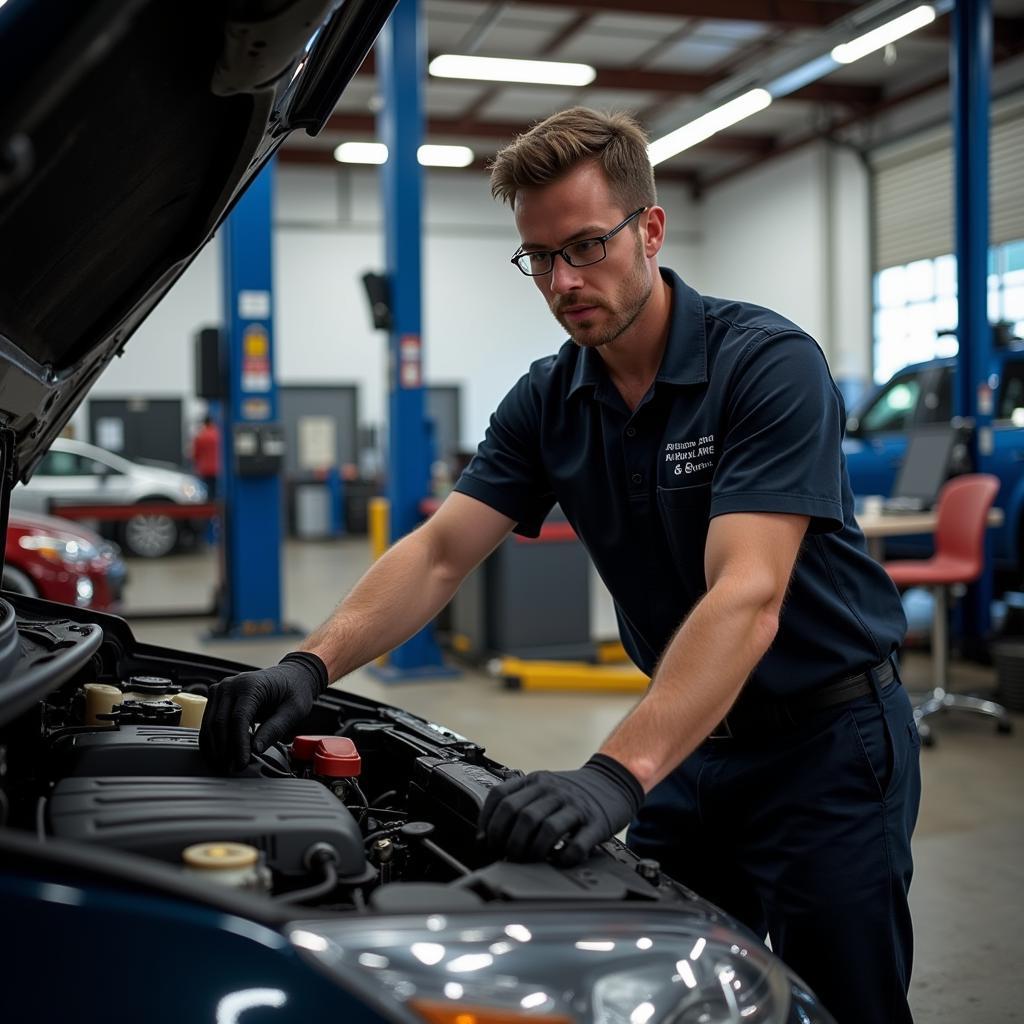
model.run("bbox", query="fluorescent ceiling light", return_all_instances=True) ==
[333,142,476,168]
[648,88,772,165]
[417,144,475,167]
[831,5,936,64]
[765,54,838,99]
[334,142,388,164]
[429,53,595,87]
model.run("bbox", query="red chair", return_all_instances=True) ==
[885,474,1012,745]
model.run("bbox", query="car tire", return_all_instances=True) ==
[2,564,39,597]
[122,500,179,558]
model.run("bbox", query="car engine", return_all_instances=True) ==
[0,598,712,917]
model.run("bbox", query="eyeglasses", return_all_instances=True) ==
[510,207,648,277]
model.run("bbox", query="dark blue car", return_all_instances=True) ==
[0,2,833,1022]
[844,342,1024,567]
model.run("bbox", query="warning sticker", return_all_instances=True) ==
[241,325,271,393]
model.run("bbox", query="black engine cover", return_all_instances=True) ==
[49,725,208,778]
[47,775,366,878]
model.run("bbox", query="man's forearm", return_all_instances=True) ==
[600,579,779,792]
[300,529,463,681]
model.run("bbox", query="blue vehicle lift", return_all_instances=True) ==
[372,0,455,679]
[953,0,994,645]
[214,161,294,638]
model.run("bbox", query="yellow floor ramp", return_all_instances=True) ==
[492,654,650,692]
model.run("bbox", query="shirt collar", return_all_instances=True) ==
[567,267,708,398]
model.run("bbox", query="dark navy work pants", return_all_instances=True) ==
[627,672,922,1024]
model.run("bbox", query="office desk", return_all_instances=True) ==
[856,507,1003,561]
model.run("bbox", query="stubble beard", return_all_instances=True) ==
[553,241,653,350]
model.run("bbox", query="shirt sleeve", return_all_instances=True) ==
[453,372,556,537]
[709,331,845,534]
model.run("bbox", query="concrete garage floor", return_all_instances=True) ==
[123,538,1024,1023]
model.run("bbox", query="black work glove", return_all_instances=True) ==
[480,754,644,867]
[200,652,329,773]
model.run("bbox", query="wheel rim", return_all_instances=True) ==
[124,514,177,557]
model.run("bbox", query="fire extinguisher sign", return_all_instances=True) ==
[399,334,422,389]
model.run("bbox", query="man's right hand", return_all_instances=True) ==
[199,651,329,773]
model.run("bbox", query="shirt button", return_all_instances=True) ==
[631,473,642,484]
[626,427,637,437]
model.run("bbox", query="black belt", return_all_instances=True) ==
[707,659,897,740]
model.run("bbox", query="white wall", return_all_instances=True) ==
[693,141,872,397]
[828,144,873,386]
[83,144,873,447]
[86,164,702,451]
[697,146,828,341]
[77,238,222,440]
[274,165,702,445]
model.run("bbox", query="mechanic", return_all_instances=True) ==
[201,108,920,1024]
[190,414,220,500]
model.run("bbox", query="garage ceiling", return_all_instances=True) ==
[280,0,1024,194]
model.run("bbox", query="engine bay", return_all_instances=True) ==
[0,596,713,919]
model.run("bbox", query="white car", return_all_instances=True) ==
[10,437,207,558]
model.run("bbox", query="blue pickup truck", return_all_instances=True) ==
[843,340,1024,570]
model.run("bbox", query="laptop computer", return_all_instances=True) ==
[882,424,957,513]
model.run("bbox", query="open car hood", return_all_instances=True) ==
[0,0,394,488]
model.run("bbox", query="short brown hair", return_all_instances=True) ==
[489,107,656,212]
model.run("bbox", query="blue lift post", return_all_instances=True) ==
[215,161,293,638]
[953,0,994,648]
[373,0,456,678]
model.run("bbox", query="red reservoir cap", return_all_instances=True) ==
[314,737,361,778]
[291,734,333,761]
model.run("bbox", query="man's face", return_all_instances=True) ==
[513,162,655,349]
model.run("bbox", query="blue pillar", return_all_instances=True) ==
[216,161,292,638]
[374,0,453,678]
[953,0,993,645]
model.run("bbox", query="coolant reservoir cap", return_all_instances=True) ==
[291,734,333,761]
[313,736,361,778]
[126,675,180,696]
[183,842,258,870]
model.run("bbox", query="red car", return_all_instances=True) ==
[3,511,126,610]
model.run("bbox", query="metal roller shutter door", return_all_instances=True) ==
[872,94,1024,271]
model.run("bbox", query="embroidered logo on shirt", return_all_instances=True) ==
[664,434,716,477]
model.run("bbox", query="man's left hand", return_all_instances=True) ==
[480,754,644,866]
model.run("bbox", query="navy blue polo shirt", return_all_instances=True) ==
[454,269,906,697]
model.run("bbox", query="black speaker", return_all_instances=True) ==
[360,271,392,331]
[194,326,224,399]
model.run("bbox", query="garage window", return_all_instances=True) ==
[873,238,1024,384]
[871,98,1024,383]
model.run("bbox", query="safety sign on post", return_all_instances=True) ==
[399,333,422,389]
[241,325,272,395]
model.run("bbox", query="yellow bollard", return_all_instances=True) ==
[368,497,390,666]
[368,497,390,562]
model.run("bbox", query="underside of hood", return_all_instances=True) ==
[0,0,394,486]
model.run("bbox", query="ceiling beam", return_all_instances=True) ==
[444,0,859,29]
[456,10,594,128]
[590,66,881,105]
[438,1,1024,45]
[354,51,882,106]
[318,111,776,153]
[695,31,1024,193]
[277,145,700,188]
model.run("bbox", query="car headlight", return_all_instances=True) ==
[180,479,207,502]
[75,576,94,606]
[19,535,99,566]
[288,910,830,1024]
